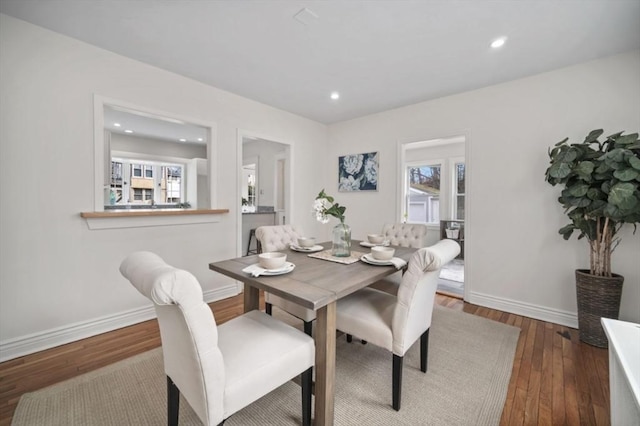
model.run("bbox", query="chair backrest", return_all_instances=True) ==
[381,223,427,248]
[255,225,304,252]
[120,252,225,426]
[391,239,460,355]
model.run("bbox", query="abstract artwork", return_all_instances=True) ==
[338,152,378,192]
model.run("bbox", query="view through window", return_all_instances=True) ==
[454,162,466,220]
[109,158,184,207]
[407,163,441,224]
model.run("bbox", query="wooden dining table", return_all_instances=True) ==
[209,241,416,426]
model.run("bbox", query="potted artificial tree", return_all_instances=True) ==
[545,129,640,347]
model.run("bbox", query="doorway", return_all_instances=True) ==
[237,133,291,258]
[399,135,467,299]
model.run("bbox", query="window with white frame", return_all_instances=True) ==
[453,161,465,220]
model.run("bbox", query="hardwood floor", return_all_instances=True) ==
[0,293,610,425]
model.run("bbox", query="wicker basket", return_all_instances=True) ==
[575,269,624,348]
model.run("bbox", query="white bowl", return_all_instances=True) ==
[367,234,385,244]
[297,237,316,248]
[371,246,395,261]
[258,252,287,270]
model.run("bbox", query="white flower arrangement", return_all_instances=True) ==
[313,189,346,224]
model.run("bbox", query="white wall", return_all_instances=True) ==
[243,139,287,209]
[0,14,328,360]
[327,50,640,326]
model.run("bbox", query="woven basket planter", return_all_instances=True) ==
[575,269,624,348]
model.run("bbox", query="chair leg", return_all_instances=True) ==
[303,320,313,336]
[361,340,367,345]
[301,367,313,426]
[346,334,353,343]
[392,354,403,411]
[265,302,272,316]
[420,329,429,373]
[167,376,180,426]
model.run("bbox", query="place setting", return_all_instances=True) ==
[359,233,391,248]
[242,252,295,277]
[289,237,324,253]
[360,246,407,269]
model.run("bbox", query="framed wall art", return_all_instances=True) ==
[338,152,378,192]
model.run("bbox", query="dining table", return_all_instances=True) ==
[208,240,417,426]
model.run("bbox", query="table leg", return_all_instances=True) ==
[314,302,336,426]
[243,284,260,313]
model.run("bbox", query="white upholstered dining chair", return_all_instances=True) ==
[381,223,428,248]
[120,251,314,426]
[336,239,460,411]
[370,223,428,296]
[255,225,316,335]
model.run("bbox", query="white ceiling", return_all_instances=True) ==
[1,0,639,124]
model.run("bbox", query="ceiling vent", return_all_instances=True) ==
[293,7,318,25]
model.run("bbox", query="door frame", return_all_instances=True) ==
[397,133,470,300]
[236,130,293,258]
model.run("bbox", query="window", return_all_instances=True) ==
[133,188,153,202]
[112,159,184,206]
[94,98,216,213]
[406,163,441,224]
[453,162,465,220]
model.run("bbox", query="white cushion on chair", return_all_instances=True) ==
[335,288,395,351]
[219,310,315,416]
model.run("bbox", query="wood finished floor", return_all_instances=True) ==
[0,293,610,426]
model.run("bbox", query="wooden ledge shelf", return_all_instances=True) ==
[80,209,229,229]
[80,209,229,218]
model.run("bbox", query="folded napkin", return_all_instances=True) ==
[242,264,266,277]
[390,257,407,269]
[360,241,390,248]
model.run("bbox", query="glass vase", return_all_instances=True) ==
[332,222,351,257]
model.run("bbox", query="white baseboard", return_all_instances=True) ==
[468,291,578,328]
[0,284,239,363]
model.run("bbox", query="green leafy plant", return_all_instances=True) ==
[545,129,640,277]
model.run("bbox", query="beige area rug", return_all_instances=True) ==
[13,307,519,426]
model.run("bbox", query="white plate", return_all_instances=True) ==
[243,262,296,276]
[290,244,324,253]
[360,254,394,266]
[262,262,295,275]
[359,241,389,248]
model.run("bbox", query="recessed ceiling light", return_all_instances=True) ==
[491,37,507,49]
[179,138,187,142]
[124,129,133,133]
[330,92,340,100]
[197,138,203,142]
[113,122,121,127]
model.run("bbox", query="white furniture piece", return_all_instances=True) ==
[381,223,428,248]
[255,225,315,335]
[120,251,315,426]
[601,318,640,425]
[372,222,429,296]
[336,239,460,411]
